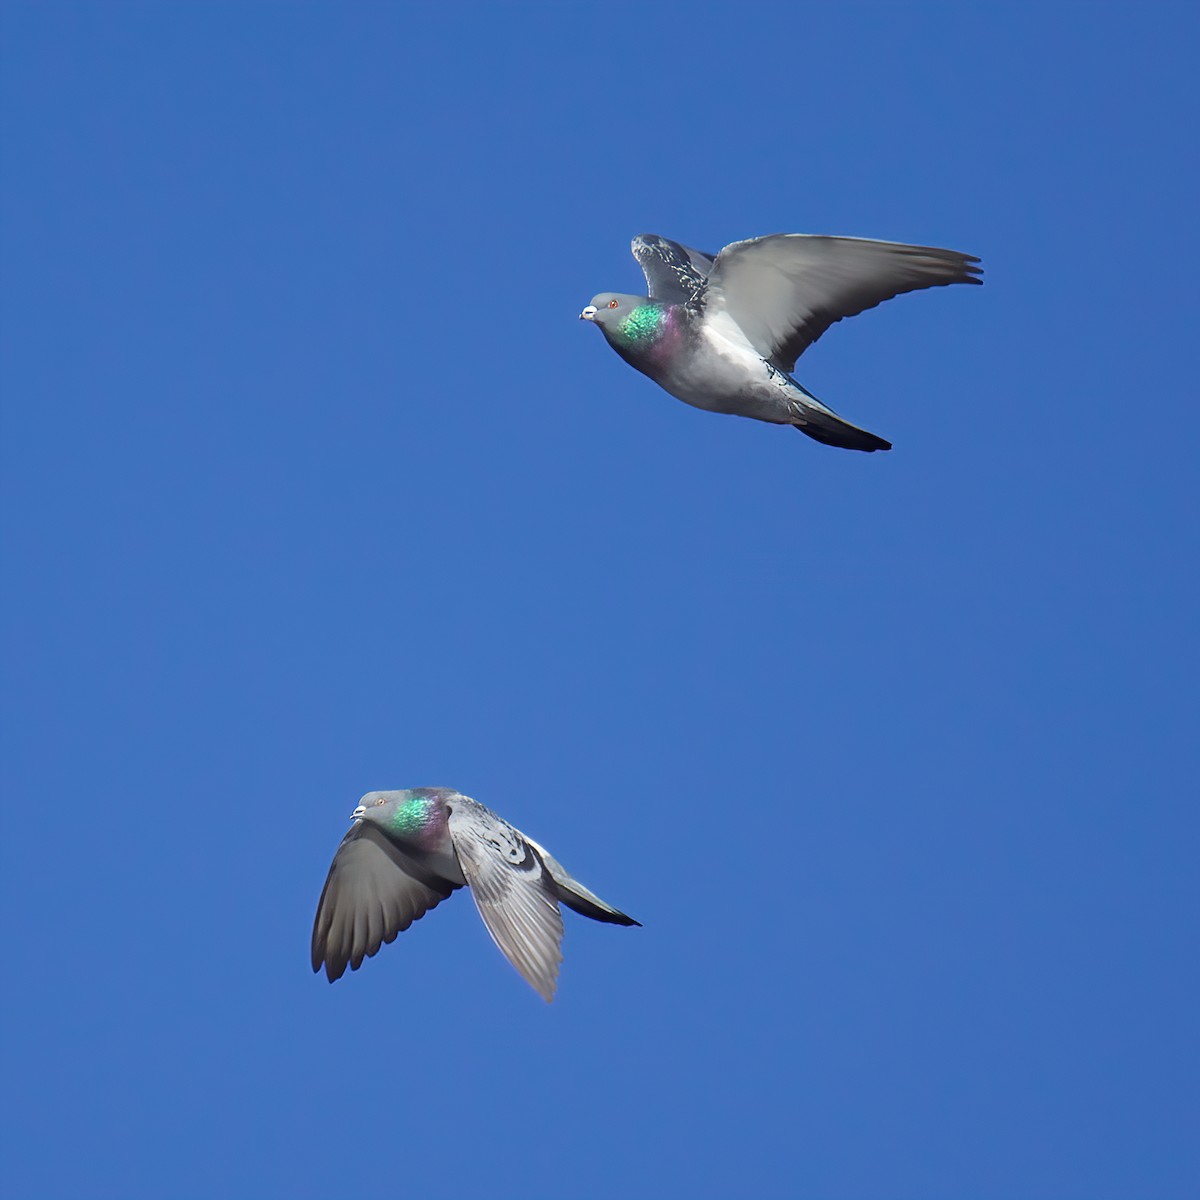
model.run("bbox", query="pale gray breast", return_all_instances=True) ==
[652,312,780,416]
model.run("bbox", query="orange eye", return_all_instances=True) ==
[608,299,619,309]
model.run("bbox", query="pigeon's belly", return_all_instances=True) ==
[661,326,796,422]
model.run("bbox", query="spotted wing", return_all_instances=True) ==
[311,821,457,982]
[632,233,716,304]
[700,234,982,371]
[446,799,564,1002]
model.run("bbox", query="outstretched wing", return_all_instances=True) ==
[311,821,457,982]
[632,233,716,304]
[446,799,564,1002]
[699,234,982,371]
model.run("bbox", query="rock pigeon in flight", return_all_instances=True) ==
[312,788,639,1001]
[581,232,982,452]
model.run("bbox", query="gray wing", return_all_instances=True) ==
[446,799,564,1002]
[699,234,982,371]
[312,821,457,982]
[632,234,716,304]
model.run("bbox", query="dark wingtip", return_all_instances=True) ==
[315,956,347,983]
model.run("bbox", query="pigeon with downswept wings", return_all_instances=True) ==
[312,789,639,1001]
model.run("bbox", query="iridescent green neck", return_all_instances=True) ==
[390,794,433,835]
[617,303,666,347]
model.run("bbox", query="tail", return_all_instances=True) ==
[528,837,641,927]
[786,383,892,452]
[793,417,892,453]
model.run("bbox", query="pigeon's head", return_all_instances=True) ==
[580,292,669,352]
[352,788,452,844]
[580,292,650,332]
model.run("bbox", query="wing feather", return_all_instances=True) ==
[311,821,457,983]
[632,233,716,304]
[700,234,982,370]
[447,800,565,1002]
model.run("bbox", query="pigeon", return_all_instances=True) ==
[581,232,983,452]
[311,788,639,1001]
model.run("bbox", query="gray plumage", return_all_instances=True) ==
[581,232,983,452]
[311,788,639,1001]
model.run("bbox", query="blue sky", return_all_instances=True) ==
[2,4,1197,1197]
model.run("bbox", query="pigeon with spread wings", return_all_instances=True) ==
[312,788,639,1001]
[581,232,982,452]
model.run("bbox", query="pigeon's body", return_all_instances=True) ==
[582,233,983,452]
[614,300,838,421]
[312,788,638,1001]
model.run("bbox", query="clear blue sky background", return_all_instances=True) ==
[2,4,1197,1198]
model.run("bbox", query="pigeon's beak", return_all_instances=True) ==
[579,305,597,321]
[351,805,366,819]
